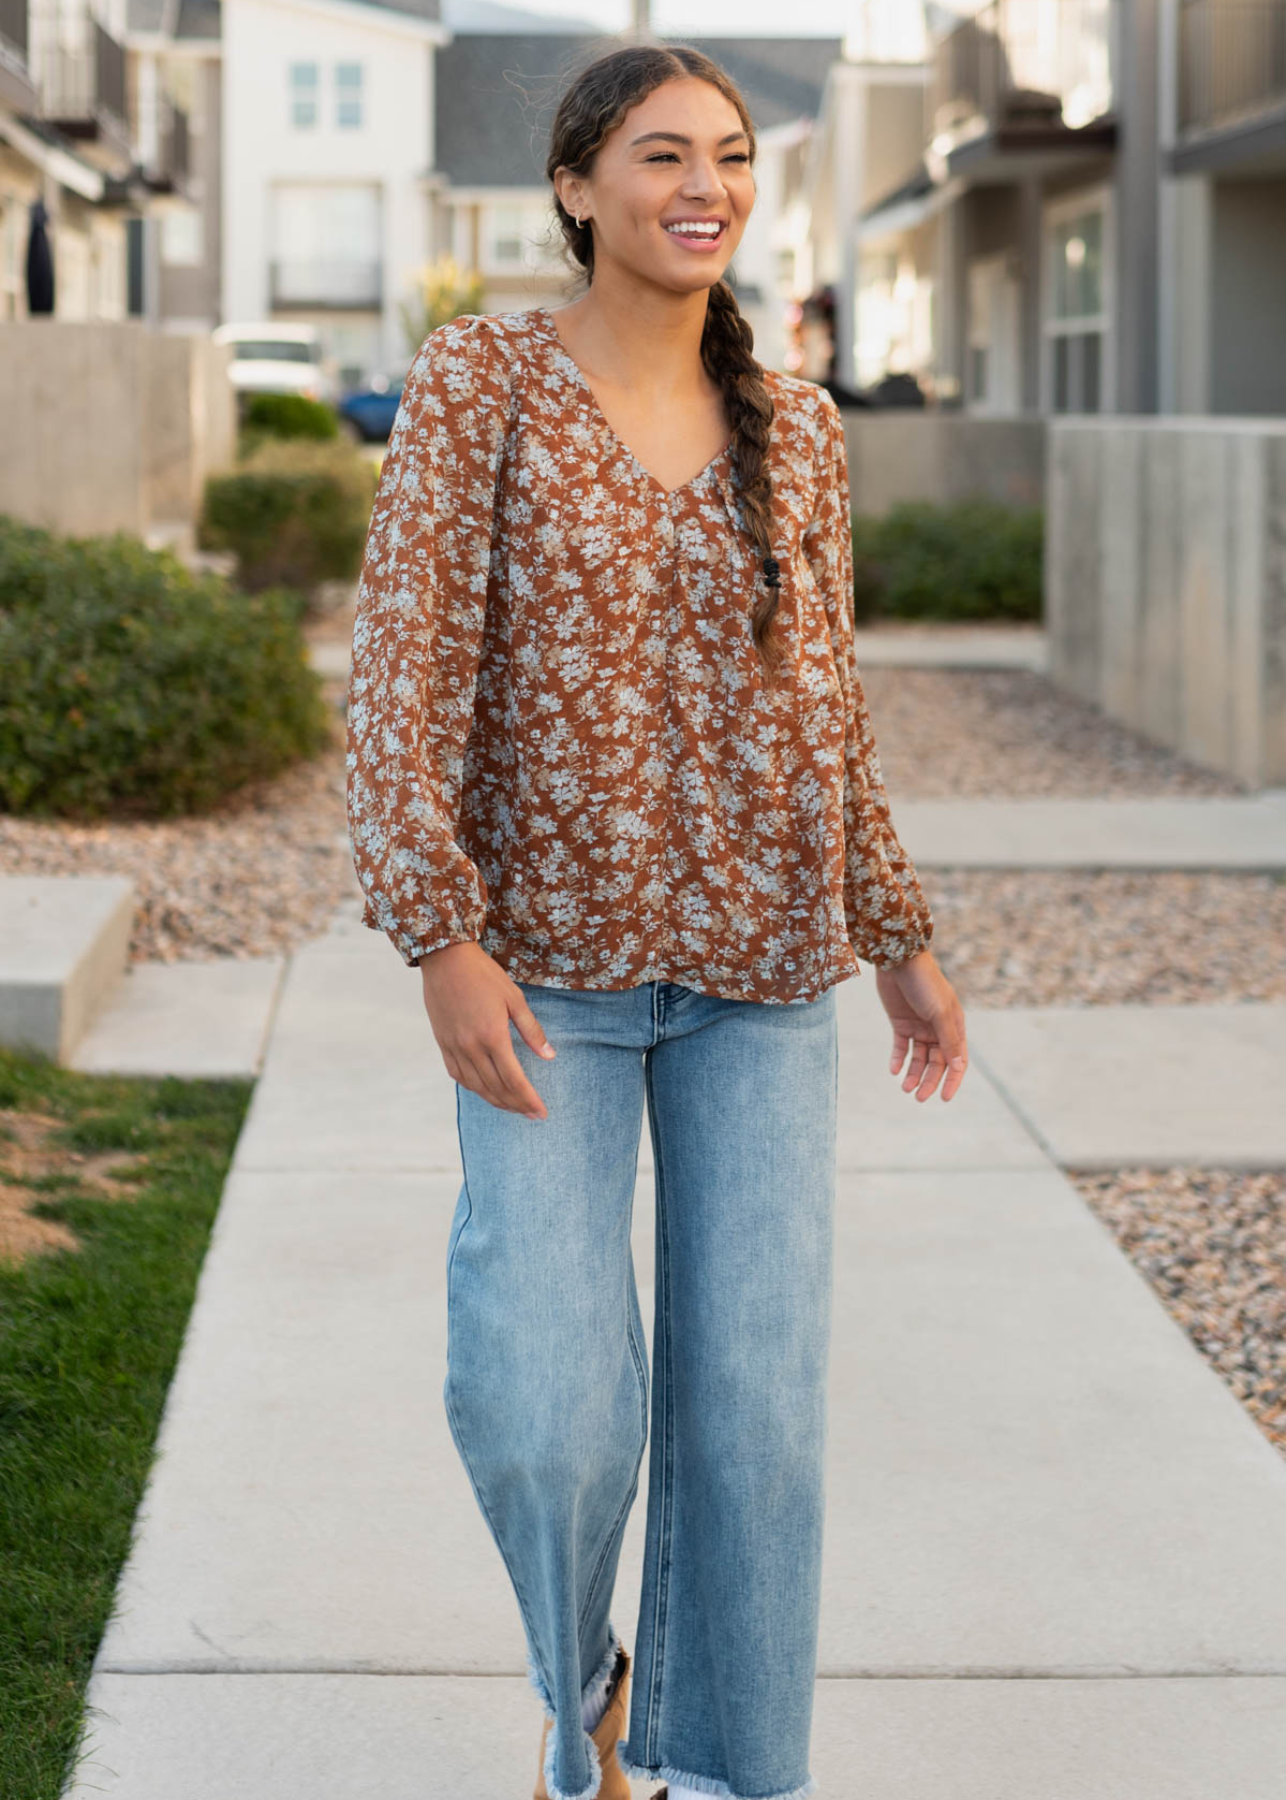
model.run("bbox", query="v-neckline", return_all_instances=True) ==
[534,305,734,501]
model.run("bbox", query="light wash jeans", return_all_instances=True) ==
[443,977,839,1800]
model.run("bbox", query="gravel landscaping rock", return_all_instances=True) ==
[1071,1168,1286,1460]
[863,666,1247,799]
[921,868,1286,1006]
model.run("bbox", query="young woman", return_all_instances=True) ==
[347,42,968,1800]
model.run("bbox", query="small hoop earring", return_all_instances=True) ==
[574,213,585,229]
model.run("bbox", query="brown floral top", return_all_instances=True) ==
[346,304,933,1005]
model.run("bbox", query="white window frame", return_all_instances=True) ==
[161,203,204,267]
[289,61,319,130]
[335,61,363,130]
[477,192,556,276]
[1040,181,1115,414]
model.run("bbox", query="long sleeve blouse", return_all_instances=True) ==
[345,305,933,1005]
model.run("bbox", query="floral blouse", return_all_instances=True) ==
[345,304,933,1005]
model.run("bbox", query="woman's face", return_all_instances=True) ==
[556,76,756,296]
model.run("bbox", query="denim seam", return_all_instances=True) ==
[576,1135,651,1640]
[446,1084,554,1696]
[641,1049,675,1763]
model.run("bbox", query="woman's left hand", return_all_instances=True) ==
[874,950,968,1102]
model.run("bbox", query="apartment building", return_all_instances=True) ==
[812,0,1286,416]
[4,0,847,380]
[0,0,183,319]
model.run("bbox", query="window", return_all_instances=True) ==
[289,62,318,129]
[1042,190,1111,414]
[161,204,203,267]
[336,63,363,129]
[1053,207,1103,320]
[490,204,526,264]
[271,183,382,308]
[482,200,555,274]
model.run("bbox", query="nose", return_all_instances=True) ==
[679,161,727,202]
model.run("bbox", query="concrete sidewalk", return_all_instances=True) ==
[897,790,1286,870]
[310,627,1052,680]
[65,909,1286,1799]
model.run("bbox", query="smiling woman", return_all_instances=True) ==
[345,39,966,1800]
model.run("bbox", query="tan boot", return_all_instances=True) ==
[534,1644,632,1800]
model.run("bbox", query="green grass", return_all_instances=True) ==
[0,1045,251,1799]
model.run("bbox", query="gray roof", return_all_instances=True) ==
[435,33,842,187]
[442,0,600,29]
[176,0,222,39]
[126,0,167,29]
[127,0,438,32]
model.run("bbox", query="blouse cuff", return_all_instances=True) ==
[360,897,484,969]
[854,916,935,971]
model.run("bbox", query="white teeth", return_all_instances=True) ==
[665,221,723,236]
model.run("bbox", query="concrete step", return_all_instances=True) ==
[68,958,288,1080]
[304,628,1047,682]
[0,875,134,1062]
[897,791,1286,869]
[853,624,1048,671]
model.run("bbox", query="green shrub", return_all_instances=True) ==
[850,498,1043,624]
[0,514,331,820]
[198,438,377,597]
[241,391,339,443]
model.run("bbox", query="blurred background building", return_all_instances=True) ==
[1,0,1284,408]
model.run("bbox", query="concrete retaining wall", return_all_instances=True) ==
[838,410,1046,515]
[0,321,236,540]
[1045,418,1286,790]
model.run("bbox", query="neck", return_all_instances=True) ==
[555,271,716,399]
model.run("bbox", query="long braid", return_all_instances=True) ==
[700,279,787,682]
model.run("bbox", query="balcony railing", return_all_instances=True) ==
[0,0,28,65]
[270,259,382,310]
[30,6,128,142]
[928,0,1114,146]
[1178,0,1286,133]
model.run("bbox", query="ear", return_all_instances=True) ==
[552,167,585,218]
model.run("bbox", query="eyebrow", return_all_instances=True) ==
[628,130,750,148]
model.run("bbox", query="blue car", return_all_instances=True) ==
[338,374,405,443]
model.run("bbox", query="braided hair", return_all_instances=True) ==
[545,43,789,683]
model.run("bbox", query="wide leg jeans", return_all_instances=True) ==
[444,977,839,1800]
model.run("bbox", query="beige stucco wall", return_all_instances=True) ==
[0,321,236,538]
[839,409,1046,513]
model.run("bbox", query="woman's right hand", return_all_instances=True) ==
[419,943,556,1121]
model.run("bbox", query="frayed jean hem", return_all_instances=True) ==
[616,1747,818,1800]
[543,1730,602,1800]
[523,1624,624,1800]
[523,1621,624,1722]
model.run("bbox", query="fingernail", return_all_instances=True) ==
[539,1045,556,1059]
